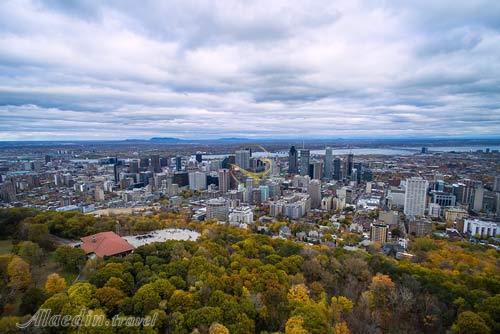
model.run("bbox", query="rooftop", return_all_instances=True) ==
[80,231,135,257]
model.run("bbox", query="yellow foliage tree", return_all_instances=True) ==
[45,273,67,294]
[285,316,308,334]
[366,273,396,330]
[331,296,353,323]
[334,321,351,334]
[7,256,32,290]
[209,322,230,334]
[288,284,310,306]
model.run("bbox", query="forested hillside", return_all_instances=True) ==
[0,209,498,333]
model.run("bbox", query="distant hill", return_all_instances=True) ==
[218,137,251,142]
[149,137,183,142]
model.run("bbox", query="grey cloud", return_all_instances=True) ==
[0,0,499,140]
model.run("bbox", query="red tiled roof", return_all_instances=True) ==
[80,231,134,257]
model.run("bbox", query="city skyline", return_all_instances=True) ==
[1,2,499,332]
[1,0,500,140]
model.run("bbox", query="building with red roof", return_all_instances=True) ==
[79,231,135,257]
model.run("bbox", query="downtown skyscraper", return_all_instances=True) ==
[324,147,333,179]
[346,153,354,179]
[333,158,342,181]
[298,149,310,176]
[235,149,251,170]
[288,146,298,174]
[218,168,230,193]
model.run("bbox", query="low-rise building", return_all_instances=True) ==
[463,219,498,238]
[229,206,254,224]
[444,207,468,222]
[79,231,135,257]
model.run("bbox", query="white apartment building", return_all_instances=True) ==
[404,177,428,217]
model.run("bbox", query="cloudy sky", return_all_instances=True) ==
[0,0,499,140]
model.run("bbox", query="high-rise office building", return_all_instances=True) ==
[129,160,139,174]
[333,158,342,181]
[354,162,363,183]
[324,147,333,179]
[308,179,321,209]
[298,149,310,176]
[312,161,323,180]
[235,150,251,170]
[188,171,207,191]
[218,169,230,193]
[175,156,182,171]
[150,155,161,173]
[195,152,203,163]
[140,157,150,168]
[404,177,429,217]
[472,186,484,212]
[288,146,298,174]
[346,154,354,178]
[453,179,475,206]
[113,163,120,183]
[260,185,270,202]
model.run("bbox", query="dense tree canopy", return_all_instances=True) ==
[0,208,498,334]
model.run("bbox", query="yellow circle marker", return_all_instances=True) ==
[230,145,273,184]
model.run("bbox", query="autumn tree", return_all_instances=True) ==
[330,296,353,323]
[209,322,230,334]
[452,311,490,334]
[7,256,32,290]
[45,273,67,294]
[185,306,223,332]
[364,273,396,330]
[95,286,126,314]
[288,284,310,307]
[66,282,98,311]
[133,283,162,315]
[169,289,199,313]
[292,303,329,334]
[285,316,308,334]
[334,321,351,334]
[0,316,32,334]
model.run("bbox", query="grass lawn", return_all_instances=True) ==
[0,239,13,254]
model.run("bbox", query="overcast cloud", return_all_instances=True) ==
[0,0,499,140]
